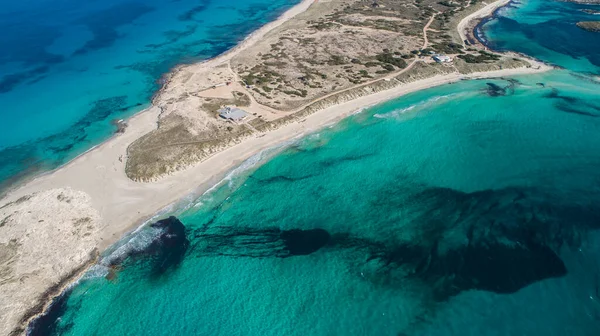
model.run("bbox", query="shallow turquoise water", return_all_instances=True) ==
[28,0,600,335]
[0,0,299,189]
[32,71,600,335]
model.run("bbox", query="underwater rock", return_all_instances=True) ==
[144,216,190,275]
[546,88,600,117]
[111,180,600,303]
[280,228,331,256]
[27,290,74,336]
[190,227,331,258]
[376,231,567,300]
[485,82,506,96]
[482,78,519,97]
[110,216,190,276]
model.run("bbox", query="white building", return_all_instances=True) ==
[218,107,249,122]
[433,54,453,63]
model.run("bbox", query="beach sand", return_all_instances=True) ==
[0,0,551,333]
[6,66,550,251]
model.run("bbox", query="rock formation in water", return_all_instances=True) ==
[577,21,600,32]
[483,78,519,97]
[108,216,190,276]
[184,188,585,301]
[189,227,331,258]
[545,88,600,117]
[30,177,600,333]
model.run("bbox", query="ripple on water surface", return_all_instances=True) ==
[29,70,600,335]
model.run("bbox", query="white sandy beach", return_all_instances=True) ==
[6,66,550,249]
[4,0,526,248]
[4,0,548,249]
[0,0,551,333]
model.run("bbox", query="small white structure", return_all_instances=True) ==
[433,54,453,63]
[218,106,248,122]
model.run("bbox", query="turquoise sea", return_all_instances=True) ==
[0,0,299,189]
[27,0,600,335]
[483,0,600,74]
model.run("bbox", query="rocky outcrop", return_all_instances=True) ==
[577,21,600,33]
[109,216,190,276]
[0,189,103,336]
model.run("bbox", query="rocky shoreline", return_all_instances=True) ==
[471,0,516,47]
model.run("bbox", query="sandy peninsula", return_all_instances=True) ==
[0,0,551,334]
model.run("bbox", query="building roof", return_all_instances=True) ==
[218,107,248,121]
[433,54,452,62]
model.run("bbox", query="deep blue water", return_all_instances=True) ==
[0,0,299,189]
[483,0,600,74]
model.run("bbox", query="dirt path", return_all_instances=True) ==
[229,13,442,118]
[422,14,436,50]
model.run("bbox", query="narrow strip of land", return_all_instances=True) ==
[0,0,551,334]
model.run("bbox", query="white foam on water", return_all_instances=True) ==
[183,137,300,210]
[77,135,304,279]
[80,264,110,281]
[99,224,165,267]
[373,93,464,120]
[352,107,367,115]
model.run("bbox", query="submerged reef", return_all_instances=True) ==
[545,88,600,117]
[30,180,600,333]
[182,183,592,302]
[135,182,599,301]
[481,78,519,97]
[105,216,190,276]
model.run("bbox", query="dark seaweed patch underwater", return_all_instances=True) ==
[28,70,600,335]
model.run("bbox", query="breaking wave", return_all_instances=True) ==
[373,92,466,119]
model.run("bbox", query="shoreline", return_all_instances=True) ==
[9,67,551,250]
[151,0,316,107]
[0,0,316,200]
[457,0,512,47]
[16,66,552,334]
[2,0,552,333]
[2,1,317,334]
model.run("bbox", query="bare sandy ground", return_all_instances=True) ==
[0,0,552,333]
